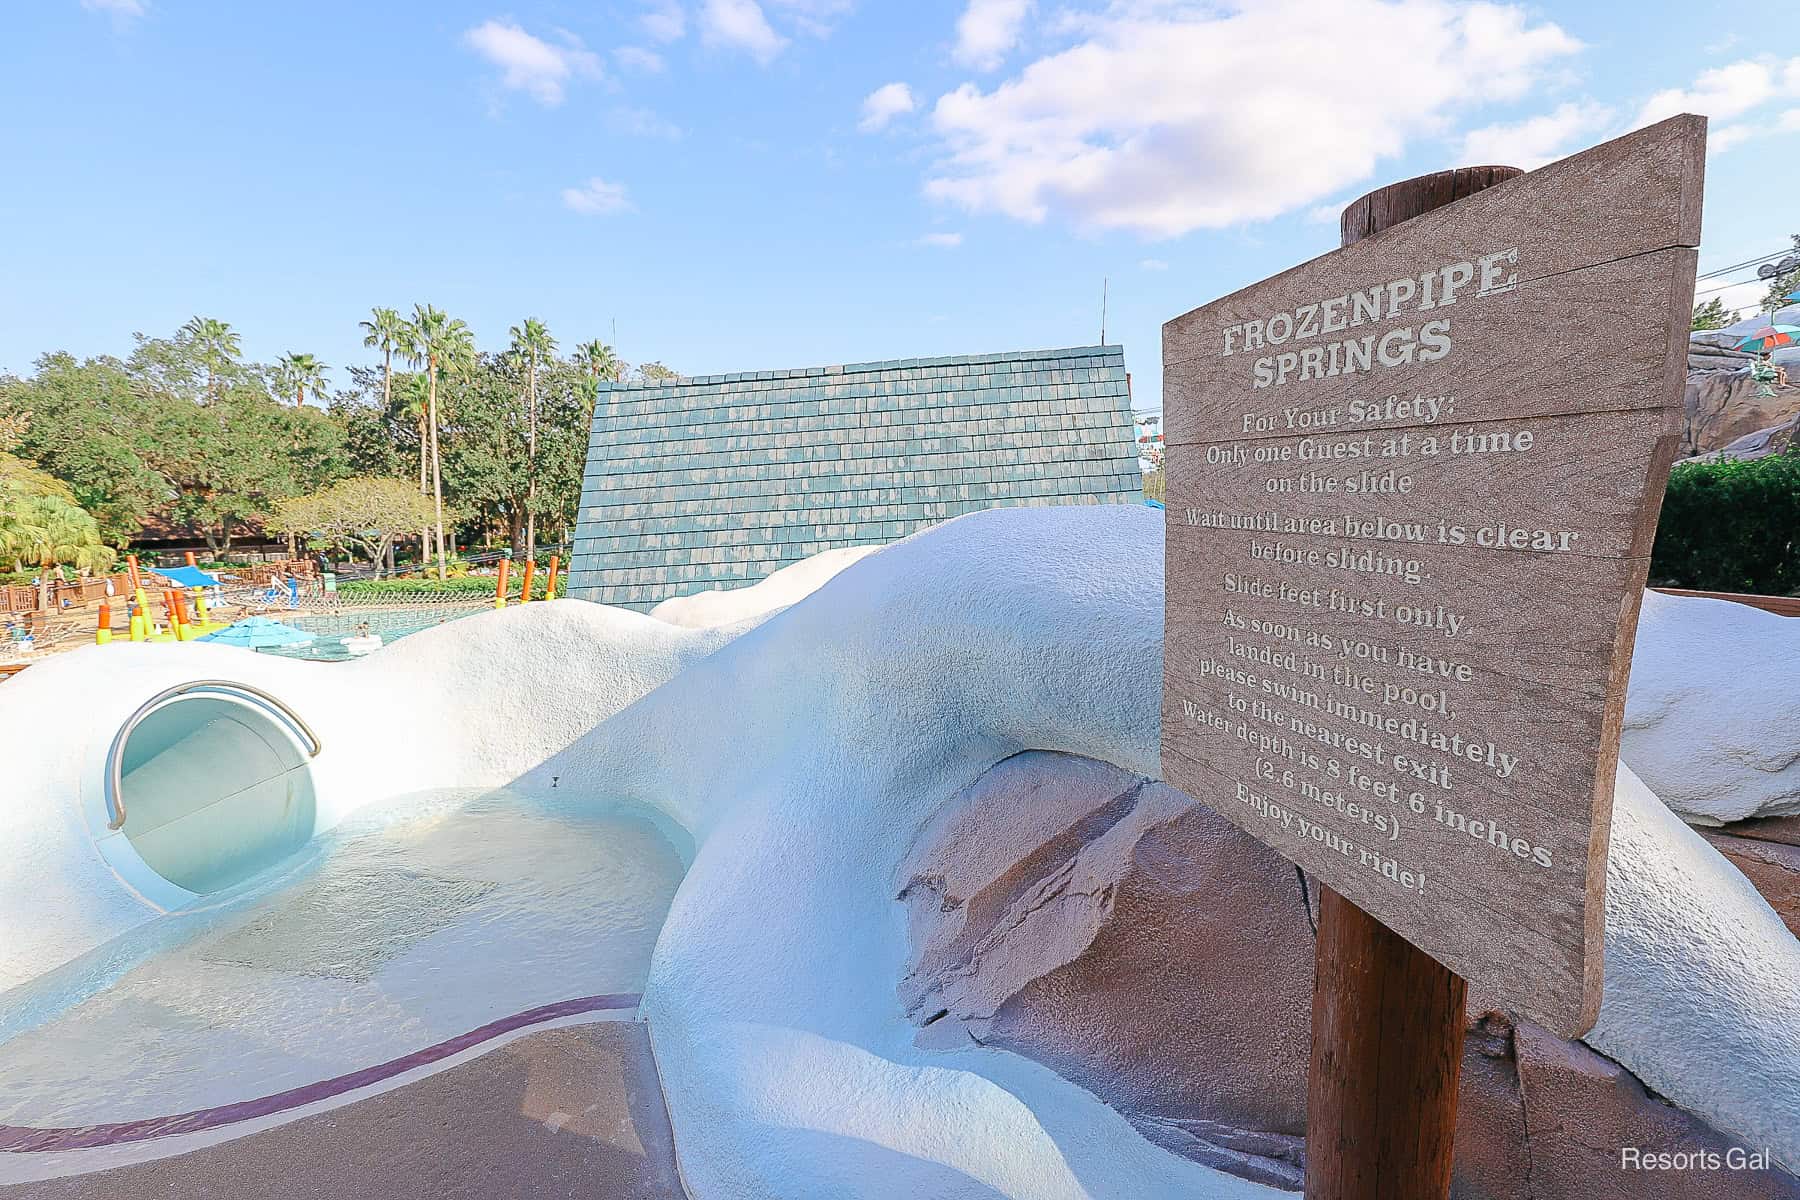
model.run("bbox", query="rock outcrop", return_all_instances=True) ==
[1683,313,1800,457]
[899,750,1800,1198]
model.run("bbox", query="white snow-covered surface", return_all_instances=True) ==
[648,544,882,628]
[0,600,730,991]
[0,505,1796,1195]
[1623,588,1800,822]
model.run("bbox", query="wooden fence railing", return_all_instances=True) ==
[1652,588,1800,618]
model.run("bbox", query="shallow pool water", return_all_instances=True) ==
[0,788,686,1130]
[254,606,485,662]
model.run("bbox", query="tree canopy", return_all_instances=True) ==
[2,312,640,564]
[267,477,438,574]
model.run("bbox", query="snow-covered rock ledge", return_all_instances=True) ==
[520,505,1799,1195]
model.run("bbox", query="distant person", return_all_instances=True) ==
[1751,351,1786,398]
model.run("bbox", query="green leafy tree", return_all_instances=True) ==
[1761,235,1800,314]
[1691,297,1732,332]
[267,477,437,577]
[574,338,624,382]
[0,352,170,541]
[439,354,596,551]
[400,305,476,579]
[179,317,241,402]
[508,317,557,558]
[274,352,329,407]
[327,375,406,479]
[143,390,345,554]
[635,361,680,384]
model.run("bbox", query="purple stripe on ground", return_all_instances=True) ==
[0,993,641,1154]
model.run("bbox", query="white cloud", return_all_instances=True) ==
[1710,123,1756,153]
[1636,57,1800,127]
[615,45,667,73]
[924,0,1581,238]
[1458,100,1614,170]
[463,20,601,107]
[1139,258,1169,271]
[81,0,146,17]
[768,0,855,37]
[608,106,683,139]
[701,0,788,62]
[955,0,1031,71]
[562,178,634,215]
[916,232,964,247]
[1304,203,1342,226]
[642,1,687,42]
[860,82,917,133]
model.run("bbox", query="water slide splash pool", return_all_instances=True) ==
[0,788,683,1138]
[0,506,1795,1198]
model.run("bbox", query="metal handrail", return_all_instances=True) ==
[105,680,323,831]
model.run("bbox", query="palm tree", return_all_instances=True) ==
[508,317,557,560]
[274,352,328,407]
[401,304,475,580]
[4,494,115,609]
[394,371,431,567]
[180,316,241,402]
[360,307,406,412]
[574,338,623,382]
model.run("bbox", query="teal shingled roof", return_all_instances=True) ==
[567,345,1143,610]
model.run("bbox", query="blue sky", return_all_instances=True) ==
[2,0,1795,413]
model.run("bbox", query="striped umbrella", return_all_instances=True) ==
[1735,325,1800,354]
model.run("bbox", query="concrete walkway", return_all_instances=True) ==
[0,1020,686,1199]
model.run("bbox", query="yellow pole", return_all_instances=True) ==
[96,603,113,646]
[192,586,210,629]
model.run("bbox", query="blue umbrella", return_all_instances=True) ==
[197,616,316,648]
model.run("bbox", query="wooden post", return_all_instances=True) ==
[1305,164,1520,1200]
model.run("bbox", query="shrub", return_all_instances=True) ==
[337,573,562,600]
[1649,451,1800,595]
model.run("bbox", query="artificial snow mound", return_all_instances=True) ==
[0,506,1795,1197]
[521,505,1799,1193]
[648,545,883,629]
[1623,589,1800,822]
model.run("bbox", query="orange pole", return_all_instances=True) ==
[494,557,511,609]
[96,602,113,645]
[520,558,536,603]
[544,555,560,601]
[184,550,197,567]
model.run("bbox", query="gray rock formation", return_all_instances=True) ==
[899,750,1800,1198]
[1685,312,1800,456]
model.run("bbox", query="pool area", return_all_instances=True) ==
[0,787,687,1143]
[251,606,488,662]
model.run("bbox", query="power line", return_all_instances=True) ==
[1696,247,1793,280]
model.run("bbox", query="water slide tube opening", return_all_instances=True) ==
[107,683,321,895]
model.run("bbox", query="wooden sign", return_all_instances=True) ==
[1160,115,1704,1038]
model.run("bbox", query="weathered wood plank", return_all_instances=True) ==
[1161,114,1705,1039]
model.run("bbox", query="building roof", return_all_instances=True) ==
[568,345,1142,610]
